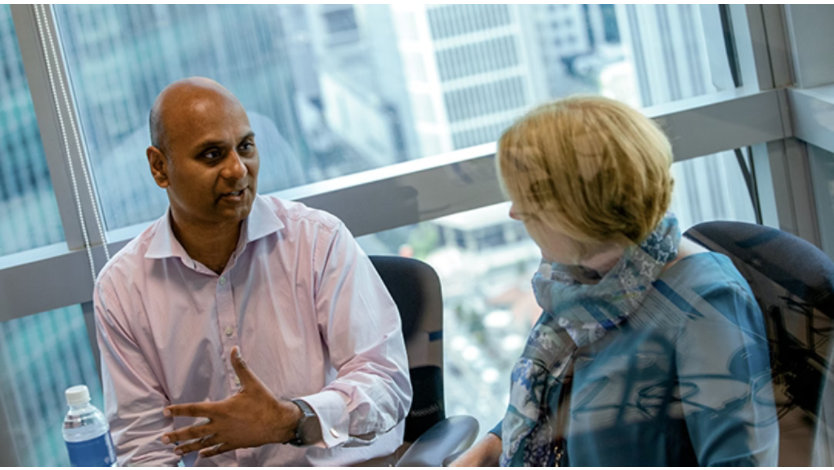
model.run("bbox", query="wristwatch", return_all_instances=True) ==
[289,399,319,446]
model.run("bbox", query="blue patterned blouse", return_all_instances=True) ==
[492,252,780,466]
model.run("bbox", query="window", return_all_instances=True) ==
[7,3,814,464]
[0,306,102,466]
[54,5,311,230]
[427,5,512,40]
[45,1,756,436]
[808,144,834,259]
[436,36,519,82]
[0,5,64,257]
[51,4,737,231]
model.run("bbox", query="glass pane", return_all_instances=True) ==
[0,306,102,466]
[52,4,733,230]
[669,150,757,230]
[358,204,540,429]
[0,5,64,256]
[358,151,756,432]
[808,144,834,259]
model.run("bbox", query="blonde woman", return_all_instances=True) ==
[451,96,779,466]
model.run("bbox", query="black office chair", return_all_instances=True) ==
[369,255,479,467]
[683,221,834,465]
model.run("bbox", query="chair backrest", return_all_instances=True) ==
[369,255,446,443]
[683,221,834,420]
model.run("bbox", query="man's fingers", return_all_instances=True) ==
[162,422,213,446]
[164,401,218,418]
[199,442,235,458]
[172,434,218,456]
[230,346,256,387]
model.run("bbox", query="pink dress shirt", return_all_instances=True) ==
[94,195,412,466]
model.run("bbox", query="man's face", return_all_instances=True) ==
[149,91,259,231]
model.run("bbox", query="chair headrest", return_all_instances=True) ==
[369,255,442,341]
[684,221,834,316]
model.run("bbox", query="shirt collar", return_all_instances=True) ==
[144,195,284,261]
[243,194,285,243]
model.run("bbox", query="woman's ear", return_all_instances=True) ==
[147,146,169,188]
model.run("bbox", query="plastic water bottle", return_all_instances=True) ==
[62,385,117,467]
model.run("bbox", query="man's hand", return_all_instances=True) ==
[160,346,303,458]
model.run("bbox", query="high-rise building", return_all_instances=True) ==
[525,4,624,98]
[389,4,546,155]
[309,4,418,167]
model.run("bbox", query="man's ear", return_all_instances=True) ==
[147,146,169,188]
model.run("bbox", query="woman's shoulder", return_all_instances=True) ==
[656,250,761,321]
[664,250,746,288]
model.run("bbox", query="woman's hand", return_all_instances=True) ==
[448,433,502,467]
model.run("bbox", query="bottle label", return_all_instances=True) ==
[66,432,117,467]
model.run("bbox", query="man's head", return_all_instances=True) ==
[147,77,259,232]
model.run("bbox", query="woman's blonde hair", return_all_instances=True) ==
[497,95,674,245]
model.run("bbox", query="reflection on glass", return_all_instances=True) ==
[0,5,64,256]
[358,154,755,434]
[0,306,102,466]
[52,4,733,230]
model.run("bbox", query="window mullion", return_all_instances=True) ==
[10,5,107,255]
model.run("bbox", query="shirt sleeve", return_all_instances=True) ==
[94,277,180,466]
[301,221,412,448]
[674,277,779,466]
[490,420,503,437]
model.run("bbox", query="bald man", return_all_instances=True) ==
[93,77,412,466]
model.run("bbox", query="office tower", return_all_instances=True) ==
[307,4,419,169]
[524,4,600,99]
[389,4,547,155]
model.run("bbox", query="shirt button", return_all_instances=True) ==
[219,276,226,285]
[225,326,234,337]
[329,429,340,439]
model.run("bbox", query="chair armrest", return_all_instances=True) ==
[395,415,479,467]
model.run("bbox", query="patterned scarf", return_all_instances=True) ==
[500,215,681,466]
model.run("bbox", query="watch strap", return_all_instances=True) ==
[289,399,316,446]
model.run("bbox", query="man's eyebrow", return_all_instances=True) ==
[190,131,255,153]
[192,139,226,153]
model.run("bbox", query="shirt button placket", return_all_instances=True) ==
[217,274,238,391]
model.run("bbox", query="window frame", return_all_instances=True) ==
[1,5,828,325]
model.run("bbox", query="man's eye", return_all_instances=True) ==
[239,142,255,153]
[202,150,221,160]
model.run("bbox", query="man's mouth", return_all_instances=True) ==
[218,188,246,202]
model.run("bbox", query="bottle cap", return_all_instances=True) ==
[65,385,90,406]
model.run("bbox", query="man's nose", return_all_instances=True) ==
[222,150,248,180]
